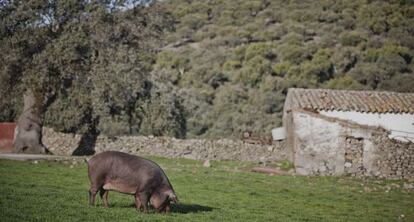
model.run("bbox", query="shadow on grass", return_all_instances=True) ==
[110,202,215,214]
[172,203,215,214]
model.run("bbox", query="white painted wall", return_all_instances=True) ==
[320,111,414,142]
[292,111,379,176]
[292,112,344,176]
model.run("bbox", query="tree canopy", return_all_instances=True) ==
[1,0,185,139]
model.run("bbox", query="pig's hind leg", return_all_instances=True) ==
[89,186,99,206]
[89,182,104,206]
[99,188,109,207]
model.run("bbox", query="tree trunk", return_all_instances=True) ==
[13,90,50,154]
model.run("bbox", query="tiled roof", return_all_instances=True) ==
[286,88,414,114]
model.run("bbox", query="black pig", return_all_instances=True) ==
[87,151,178,213]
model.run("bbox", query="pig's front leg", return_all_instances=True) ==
[134,194,143,211]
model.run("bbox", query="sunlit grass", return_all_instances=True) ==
[0,157,413,222]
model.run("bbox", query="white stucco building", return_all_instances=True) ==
[282,88,414,178]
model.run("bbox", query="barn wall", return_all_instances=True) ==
[320,111,414,142]
[284,111,295,162]
[291,110,413,179]
[292,111,348,176]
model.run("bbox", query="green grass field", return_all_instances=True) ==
[0,157,413,222]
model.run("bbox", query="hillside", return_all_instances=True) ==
[1,0,413,139]
[151,0,414,138]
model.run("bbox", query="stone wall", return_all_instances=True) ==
[41,119,414,179]
[42,128,287,162]
[291,109,414,179]
[373,134,414,179]
[43,128,83,155]
[344,137,366,177]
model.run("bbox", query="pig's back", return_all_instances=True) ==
[88,151,170,194]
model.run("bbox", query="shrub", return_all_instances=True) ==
[216,10,237,26]
[259,75,285,92]
[272,61,292,77]
[363,44,412,63]
[339,8,357,30]
[231,45,247,61]
[378,74,414,93]
[387,27,414,49]
[245,55,272,74]
[180,13,208,30]
[281,32,304,46]
[300,59,334,84]
[340,31,366,46]
[156,51,190,71]
[319,32,339,48]
[173,1,209,18]
[253,25,287,41]
[244,42,277,61]
[349,62,387,89]
[324,75,367,90]
[193,25,219,41]
[318,10,341,23]
[223,60,242,71]
[277,44,311,64]
[376,53,409,74]
[356,2,406,35]
[139,91,186,138]
[330,47,359,74]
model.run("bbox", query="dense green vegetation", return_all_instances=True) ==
[155,0,414,138]
[0,158,413,221]
[1,0,413,138]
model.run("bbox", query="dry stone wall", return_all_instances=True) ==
[43,128,83,155]
[344,137,366,177]
[373,134,414,179]
[42,128,287,162]
[41,127,413,179]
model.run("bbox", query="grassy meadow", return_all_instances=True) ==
[0,157,413,222]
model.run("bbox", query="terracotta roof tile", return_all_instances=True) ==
[286,88,414,114]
